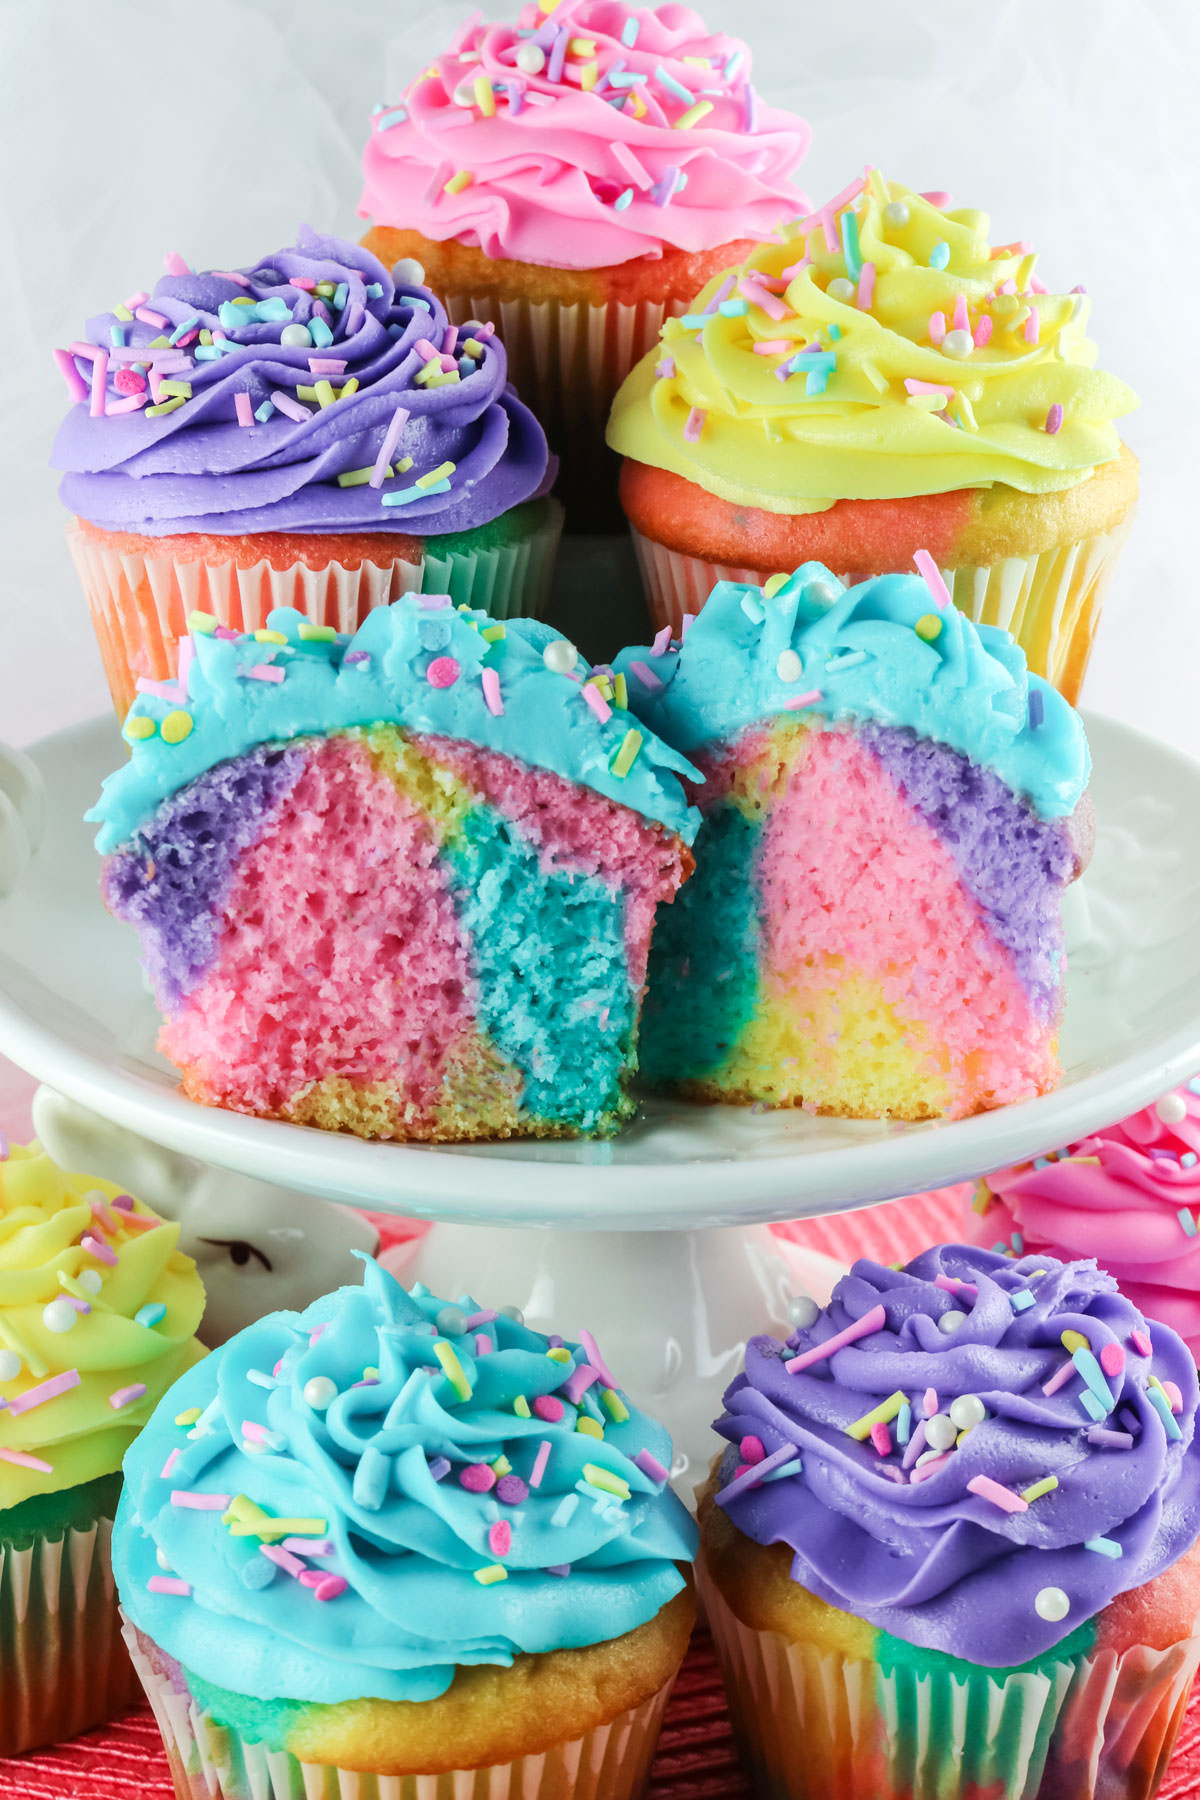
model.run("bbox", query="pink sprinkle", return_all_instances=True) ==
[655,357,676,379]
[998,279,1018,296]
[913,548,952,611]
[124,290,149,310]
[463,1310,498,1330]
[1023,309,1040,345]
[1163,1380,1184,1414]
[176,637,194,703]
[934,1274,978,1298]
[213,270,251,287]
[973,315,993,348]
[426,655,461,689]
[113,367,146,395]
[261,1544,306,1578]
[242,1420,271,1442]
[309,358,347,377]
[780,254,811,281]
[909,1452,954,1484]
[680,613,696,638]
[967,1474,1028,1514]
[533,1394,565,1424]
[634,1448,670,1485]
[530,1440,553,1488]
[856,262,876,310]
[415,338,441,363]
[738,277,789,321]
[905,378,954,399]
[480,667,504,717]
[1045,403,1064,435]
[111,1204,159,1230]
[683,406,706,443]
[783,687,824,711]
[163,252,190,276]
[1042,1359,1076,1397]
[1130,1330,1153,1357]
[460,1463,496,1493]
[134,308,169,329]
[924,1389,939,1417]
[474,1334,492,1356]
[753,339,793,356]
[270,389,312,424]
[246,663,286,683]
[8,1370,81,1417]
[148,1576,191,1596]
[442,325,459,355]
[314,1575,347,1601]
[54,348,90,404]
[786,1304,887,1374]
[948,297,969,336]
[105,392,149,417]
[234,392,255,428]
[651,626,673,656]
[81,1232,119,1267]
[289,276,317,291]
[89,352,109,418]
[869,1421,892,1456]
[109,1384,147,1411]
[578,1330,619,1390]
[565,1364,599,1405]
[160,1448,181,1479]
[1100,1343,1126,1378]
[928,311,946,346]
[171,1491,232,1510]
[920,191,952,209]
[581,682,612,723]
[135,677,184,704]
[0,1448,52,1473]
[739,1435,765,1465]
[488,1520,512,1557]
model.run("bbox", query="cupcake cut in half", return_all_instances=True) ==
[701,1245,1200,1800]
[51,229,561,718]
[360,0,810,527]
[115,1257,697,1796]
[89,597,699,1142]
[614,562,1092,1120]
[0,1140,205,1754]
[609,169,1138,701]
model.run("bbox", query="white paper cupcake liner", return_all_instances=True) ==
[702,1570,1200,1800]
[629,511,1135,706]
[67,500,563,720]
[123,1617,675,1800]
[0,1510,140,1755]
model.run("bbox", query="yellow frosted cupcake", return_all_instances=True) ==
[609,170,1138,702]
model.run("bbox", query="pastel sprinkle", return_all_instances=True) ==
[171,1490,233,1510]
[148,1576,191,1596]
[913,549,952,611]
[611,729,643,779]
[1178,1209,1197,1238]
[674,100,714,130]
[136,1303,168,1329]
[1087,1427,1134,1449]
[1100,1343,1126,1378]
[683,407,706,443]
[1130,1330,1153,1357]
[433,1340,472,1401]
[445,170,474,196]
[8,1369,82,1417]
[929,240,950,269]
[634,1449,670,1485]
[1085,1536,1123,1558]
[1010,1289,1036,1312]
[488,1520,512,1557]
[109,1384,147,1411]
[1045,403,1064,435]
[530,1440,553,1488]
[845,1390,907,1441]
[967,1474,1028,1514]
[1021,1476,1059,1503]
[869,1421,892,1456]
[583,1463,631,1500]
[81,1233,119,1266]
[474,1564,507,1585]
[787,1304,887,1374]
[174,1408,202,1427]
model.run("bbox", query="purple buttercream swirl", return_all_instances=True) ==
[715,1245,1200,1668]
[51,229,551,536]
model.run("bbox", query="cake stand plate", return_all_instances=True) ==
[1,710,1198,1226]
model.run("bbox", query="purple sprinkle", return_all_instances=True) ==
[547,1335,564,1349]
[547,25,568,82]
[428,1457,451,1481]
[545,1563,571,1577]
[1086,1427,1134,1449]
[496,1475,529,1505]
[743,81,758,133]
[343,651,370,666]
[1119,1405,1143,1436]
[634,1448,670,1485]
[716,1444,795,1506]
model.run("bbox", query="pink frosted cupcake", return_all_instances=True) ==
[968,1080,1200,1359]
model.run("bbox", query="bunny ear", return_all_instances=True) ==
[30,1088,196,1220]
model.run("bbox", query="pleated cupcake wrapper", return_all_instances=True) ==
[0,1514,140,1756]
[67,502,563,722]
[123,1617,675,1800]
[702,1573,1200,1800]
[438,289,686,529]
[630,510,1135,707]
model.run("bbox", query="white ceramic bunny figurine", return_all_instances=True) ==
[31,1087,378,1345]
[0,740,45,898]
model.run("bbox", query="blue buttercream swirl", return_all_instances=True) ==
[114,1258,697,1705]
[88,597,701,852]
[613,564,1089,820]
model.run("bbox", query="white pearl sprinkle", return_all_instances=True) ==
[805,576,843,610]
[77,1269,103,1296]
[453,80,477,106]
[279,322,313,349]
[827,277,857,303]
[937,1311,966,1335]
[303,1376,338,1411]
[392,257,426,287]
[542,640,577,675]
[156,1547,172,1570]
[883,200,910,228]
[1035,1586,1070,1623]
[0,1350,21,1382]
[436,1304,470,1337]
[499,1304,526,1324]
[924,1414,958,1452]
[949,1394,987,1430]
[787,1295,820,1330]
[776,649,804,684]
[43,1297,78,1334]
[1157,1093,1189,1126]
[941,328,974,359]
[515,42,546,74]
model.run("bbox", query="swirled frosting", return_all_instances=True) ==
[0,1142,205,1509]
[50,230,551,536]
[714,1245,1200,1667]
[358,3,809,270]
[115,1257,697,1704]
[612,565,1088,819]
[970,1084,1200,1359]
[88,596,700,853]
[607,170,1137,510]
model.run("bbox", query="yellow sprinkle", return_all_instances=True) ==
[175,1407,202,1427]
[416,460,456,489]
[577,1415,604,1439]
[395,456,414,474]
[674,100,714,131]
[579,59,600,88]
[58,1269,101,1303]
[445,170,474,196]
[434,1339,472,1402]
[473,75,495,116]
[159,380,192,400]
[362,1366,380,1383]
[0,1317,44,1379]
[296,385,318,401]
[226,1516,329,1540]
[513,1395,531,1418]
[915,614,943,642]
[474,1564,508,1585]
[954,392,978,432]
[337,465,392,488]
[763,572,789,599]
[1021,1476,1059,1503]
[230,295,256,307]
[538,0,559,12]
[222,1494,264,1526]
[628,87,646,118]
[491,1455,512,1477]
[298,624,337,642]
[147,335,170,347]
[145,397,184,417]
[587,674,614,701]
[867,167,891,206]
[613,671,628,710]
[315,283,337,299]
[337,377,359,398]
[253,628,286,644]
[424,371,461,388]
[610,729,643,779]
[845,1391,907,1441]
[160,710,194,745]
[113,303,133,322]
[199,329,213,345]
[583,1462,631,1500]
[314,379,337,409]
[1061,1330,1089,1353]
[481,624,506,643]
[125,715,156,741]
[463,337,485,356]
[971,1181,993,1215]
[546,1346,572,1365]
[187,610,217,635]
[601,1388,630,1423]
[859,360,888,394]
[568,37,597,53]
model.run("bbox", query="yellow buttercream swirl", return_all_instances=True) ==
[0,1144,205,1508]
[606,171,1137,514]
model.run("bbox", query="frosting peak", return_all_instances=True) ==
[359,3,810,269]
[613,564,1089,818]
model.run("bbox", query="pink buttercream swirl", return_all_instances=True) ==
[967,1081,1200,1358]
[358,2,810,270]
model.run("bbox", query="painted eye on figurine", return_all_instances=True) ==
[199,1238,274,1272]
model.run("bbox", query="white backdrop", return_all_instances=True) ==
[1,0,1196,753]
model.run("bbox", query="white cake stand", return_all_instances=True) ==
[3,707,1200,1476]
